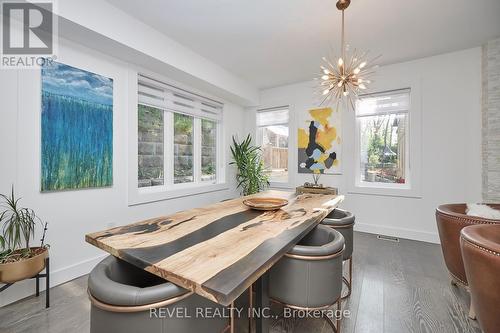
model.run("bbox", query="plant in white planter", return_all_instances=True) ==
[0,187,49,283]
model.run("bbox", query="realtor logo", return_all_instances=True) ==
[1,1,57,68]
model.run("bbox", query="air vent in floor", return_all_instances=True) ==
[377,234,400,243]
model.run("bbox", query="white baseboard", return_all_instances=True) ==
[354,223,440,244]
[0,253,107,307]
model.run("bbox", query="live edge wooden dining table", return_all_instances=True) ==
[86,190,344,333]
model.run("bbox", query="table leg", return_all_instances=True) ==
[255,272,270,333]
[248,285,254,333]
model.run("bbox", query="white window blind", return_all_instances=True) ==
[356,89,410,117]
[138,74,223,121]
[256,107,289,126]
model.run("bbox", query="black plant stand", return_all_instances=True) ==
[0,257,50,308]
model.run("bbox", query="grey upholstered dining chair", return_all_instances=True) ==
[269,225,345,332]
[88,256,229,333]
[322,208,355,299]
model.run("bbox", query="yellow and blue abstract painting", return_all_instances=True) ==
[41,61,113,191]
[298,107,341,174]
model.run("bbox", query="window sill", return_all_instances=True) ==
[348,185,422,199]
[129,182,229,206]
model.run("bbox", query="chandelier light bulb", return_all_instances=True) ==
[322,75,330,80]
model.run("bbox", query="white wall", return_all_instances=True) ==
[0,37,245,306]
[256,48,483,243]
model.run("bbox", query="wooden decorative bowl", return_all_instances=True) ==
[243,197,289,211]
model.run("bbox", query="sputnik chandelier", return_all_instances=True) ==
[318,0,379,109]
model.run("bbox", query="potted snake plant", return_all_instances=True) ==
[0,187,49,284]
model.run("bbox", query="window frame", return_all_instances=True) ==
[128,70,227,206]
[200,118,218,183]
[256,106,291,187]
[354,89,411,190]
[346,73,422,198]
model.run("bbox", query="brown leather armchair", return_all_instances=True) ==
[460,224,500,333]
[436,204,500,286]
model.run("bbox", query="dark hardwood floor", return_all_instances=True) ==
[0,232,481,333]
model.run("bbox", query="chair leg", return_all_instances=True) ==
[323,298,342,333]
[323,314,337,333]
[219,303,233,333]
[448,276,476,321]
[341,258,352,300]
[230,302,235,333]
[468,302,476,320]
[336,298,342,333]
[269,299,342,333]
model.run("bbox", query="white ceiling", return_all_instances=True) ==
[106,0,500,89]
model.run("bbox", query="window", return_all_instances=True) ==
[138,104,164,187]
[355,89,410,188]
[201,119,217,182]
[137,75,222,190]
[257,107,289,183]
[174,113,194,184]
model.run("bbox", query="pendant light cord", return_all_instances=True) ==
[341,9,345,61]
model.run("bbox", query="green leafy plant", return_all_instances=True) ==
[174,113,193,134]
[230,134,270,196]
[0,187,47,264]
[0,235,8,262]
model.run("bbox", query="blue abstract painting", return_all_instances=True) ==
[41,61,113,192]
